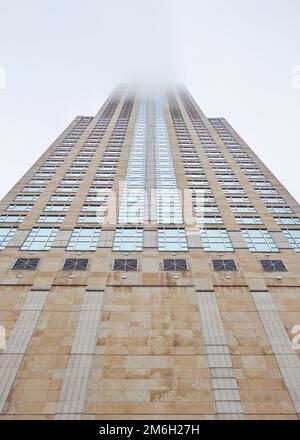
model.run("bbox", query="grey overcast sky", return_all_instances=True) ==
[0,0,300,201]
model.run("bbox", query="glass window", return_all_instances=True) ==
[44,205,70,212]
[21,228,59,251]
[260,197,285,204]
[197,216,224,225]
[235,216,263,225]
[200,229,233,252]
[37,215,65,224]
[15,195,39,202]
[22,186,46,193]
[113,228,144,251]
[0,215,25,223]
[56,186,79,193]
[158,229,188,252]
[231,206,256,213]
[260,260,287,272]
[283,230,300,251]
[6,205,33,212]
[275,217,300,225]
[0,227,17,250]
[241,229,278,252]
[267,206,294,214]
[77,215,105,224]
[13,259,40,270]
[67,228,101,251]
[50,195,75,202]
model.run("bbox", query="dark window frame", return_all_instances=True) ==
[113,259,138,272]
[260,260,287,272]
[163,259,188,272]
[12,258,40,271]
[212,259,238,272]
[63,259,89,271]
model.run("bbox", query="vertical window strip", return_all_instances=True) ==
[118,97,147,224]
[155,97,183,225]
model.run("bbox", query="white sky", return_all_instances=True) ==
[0,0,300,201]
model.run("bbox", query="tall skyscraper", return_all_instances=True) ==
[0,85,300,420]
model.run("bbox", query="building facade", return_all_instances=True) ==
[0,85,300,420]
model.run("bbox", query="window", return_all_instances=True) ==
[255,189,278,195]
[22,186,45,193]
[235,216,263,225]
[0,215,25,223]
[0,227,17,250]
[200,229,233,252]
[81,205,107,213]
[113,259,138,271]
[226,197,250,204]
[197,216,224,225]
[241,229,278,252]
[37,215,65,224]
[44,204,70,212]
[260,197,285,204]
[267,206,294,214]
[50,195,74,202]
[6,204,33,212]
[251,180,272,187]
[212,260,237,271]
[283,230,300,251]
[231,206,256,213]
[63,259,89,271]
[12,258,40,270]
[222,188,245,195]
[56,186,79,193]
[15,195,39,202]
[67,228,101,251]
[77,215,105,224]
[260,260,287,272]
[275,217,300,225]
[21,228,59,251]
[158,229,188,252]
[163,259,188,271]
[113,228,144,251]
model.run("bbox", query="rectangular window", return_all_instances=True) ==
[77,215,105,224]
[260,197,286,204]
[67,228,101,251]
[163,259,188,271]
[6,205,33,212]
[260,260,287,272]
[267,206,294,214]
[63,259,89,271]
[212,259,237,271]
[231,206,256,213]
[37,215,65,224]
[56,187,79,193]
[113,228,144,251]
[50,195,75,202]
[200,229,233,252]
[21,228,59,251]
[241,229,278,252]
[113,259,138,271]
[15,195,39,202]
[283,230,300,251]
[0,215,25,223]
[44,205,70,212]
[12,258,40,270]
[22,186,46,193]
[197,217,224,225]
[0,227,17,250]
[275,217,300,225]
[158,229,188,252]
[235,216,263,225]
